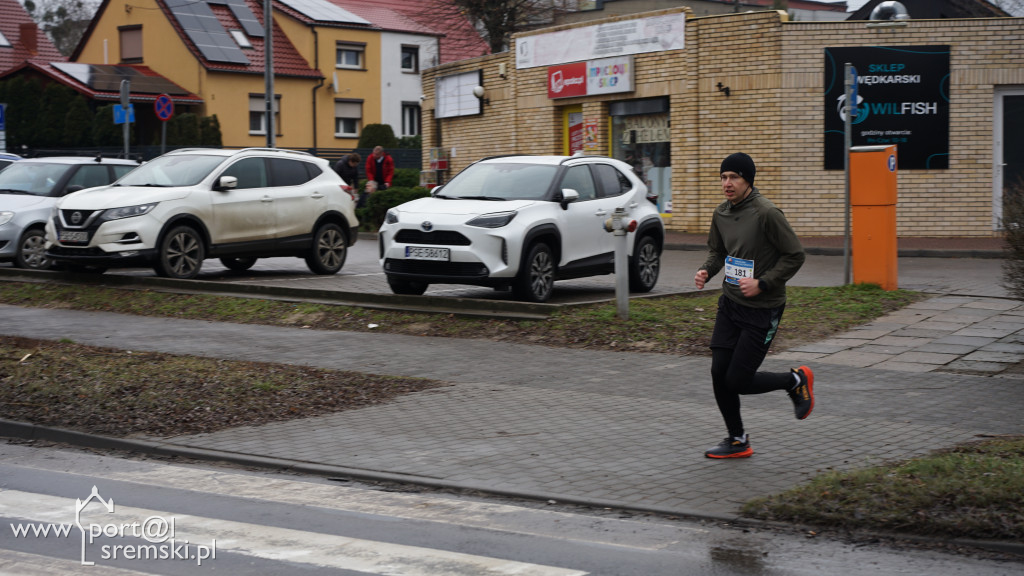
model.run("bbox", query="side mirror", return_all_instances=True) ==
[431,185,444,196]
[559,188,579,210]
[215,175,238,191]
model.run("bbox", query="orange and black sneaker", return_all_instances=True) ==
[705,435,752,459]
[789,365,815,420]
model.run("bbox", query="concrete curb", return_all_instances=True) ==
[0,418,735,524]
[3,417,1022,558]
[0,267,555,319]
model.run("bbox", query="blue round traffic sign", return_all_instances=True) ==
[154,94,174,122]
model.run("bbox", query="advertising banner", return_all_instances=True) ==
[824,45,950,169]
[548,62,587,99]
[518,12,684,69]
[548,56,633,99]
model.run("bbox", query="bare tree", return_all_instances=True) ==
[413,0,559,54]
[24,0,99,56]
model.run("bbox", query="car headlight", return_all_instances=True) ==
[466,211,517,229]
[385,208,400,224]
[0,211,13,226]
[100,203,157,221]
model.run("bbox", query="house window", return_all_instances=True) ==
[229,29,252,49]
[401,45,419,73]
[336,43,365,70]
[249,95,280,135]
[119,26,142,62]
[334,100,362,137]
[401,102,421,137]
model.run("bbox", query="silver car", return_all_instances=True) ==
[0,156,139,269]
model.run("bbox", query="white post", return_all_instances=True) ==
[612,207,629,320]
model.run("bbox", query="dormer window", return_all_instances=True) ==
[0,31,10,48]
[229,29,252,49]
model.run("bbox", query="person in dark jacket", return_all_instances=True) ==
[365,146,394,189]
[694,153,815,459]
[333,153,360,200]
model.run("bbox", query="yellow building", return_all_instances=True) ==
[71,0,451,151]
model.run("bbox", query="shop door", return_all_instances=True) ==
[995,88,1024,229]
[611,112,671,215]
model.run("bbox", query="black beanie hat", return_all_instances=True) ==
[720,153,756,185]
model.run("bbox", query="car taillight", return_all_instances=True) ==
[341,185,356,201]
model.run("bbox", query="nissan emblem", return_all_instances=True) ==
[421,221,433,232]
[71,211,82,225]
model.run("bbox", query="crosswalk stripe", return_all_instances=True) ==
[1,490,587,576]
[0,550,152,576]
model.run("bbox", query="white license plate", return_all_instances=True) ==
[405,246,450,261]
[59,230,88,243]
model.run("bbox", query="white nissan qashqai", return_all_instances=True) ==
[45,148,358,279]
[378,155,664,302]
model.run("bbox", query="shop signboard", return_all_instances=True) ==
[548,56,633,99]
[517,12,684,69]
[824,45,950,169]
[548,62,587,99]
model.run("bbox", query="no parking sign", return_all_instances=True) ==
[154,94,174,122]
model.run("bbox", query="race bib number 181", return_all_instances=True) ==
[724,256,754,285]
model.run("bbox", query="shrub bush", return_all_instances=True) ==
[392,168,421,188]
[358,124,398,149]
[1001,178,1024,299]
[358,185,431,230]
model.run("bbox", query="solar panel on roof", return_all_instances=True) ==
[277,0,369,24]
[166,0,250,65]
[208,0,264,37]
[52,63,191,95]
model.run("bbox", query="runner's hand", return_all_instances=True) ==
[695,269,708,290]
[739,277,762,298]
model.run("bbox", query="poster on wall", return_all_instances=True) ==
[824,45,950,169]
[568,111,584,155]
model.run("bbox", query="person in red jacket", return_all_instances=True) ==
[365,146,394,189]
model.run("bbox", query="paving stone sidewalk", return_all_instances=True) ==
[3,296,1023,519]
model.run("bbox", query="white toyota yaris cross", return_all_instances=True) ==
[378,154,664,302]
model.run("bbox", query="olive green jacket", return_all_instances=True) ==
[699,188,806,308]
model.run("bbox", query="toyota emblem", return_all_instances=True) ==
[421,221,433,232]
[71,211,82,225]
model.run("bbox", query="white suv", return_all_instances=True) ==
[379,155,664,302]
[46,148,358,279]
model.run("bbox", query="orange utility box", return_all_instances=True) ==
[850,145,898,290]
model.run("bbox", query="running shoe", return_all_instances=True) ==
[705,435,752,459]
[789,365,815,420]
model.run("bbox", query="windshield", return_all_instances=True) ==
[438,163,558,201]
[118,154,227,187]
[0,163,74,196]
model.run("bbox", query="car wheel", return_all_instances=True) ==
[629,235,660,292]
[387,276,429,295]
[154,225,204,279]
[512,242,555,303]
[220,257,257,271]
[15,228,52,270]
[306,222,347,275]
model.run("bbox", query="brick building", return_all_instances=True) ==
[420,8,1024,239]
